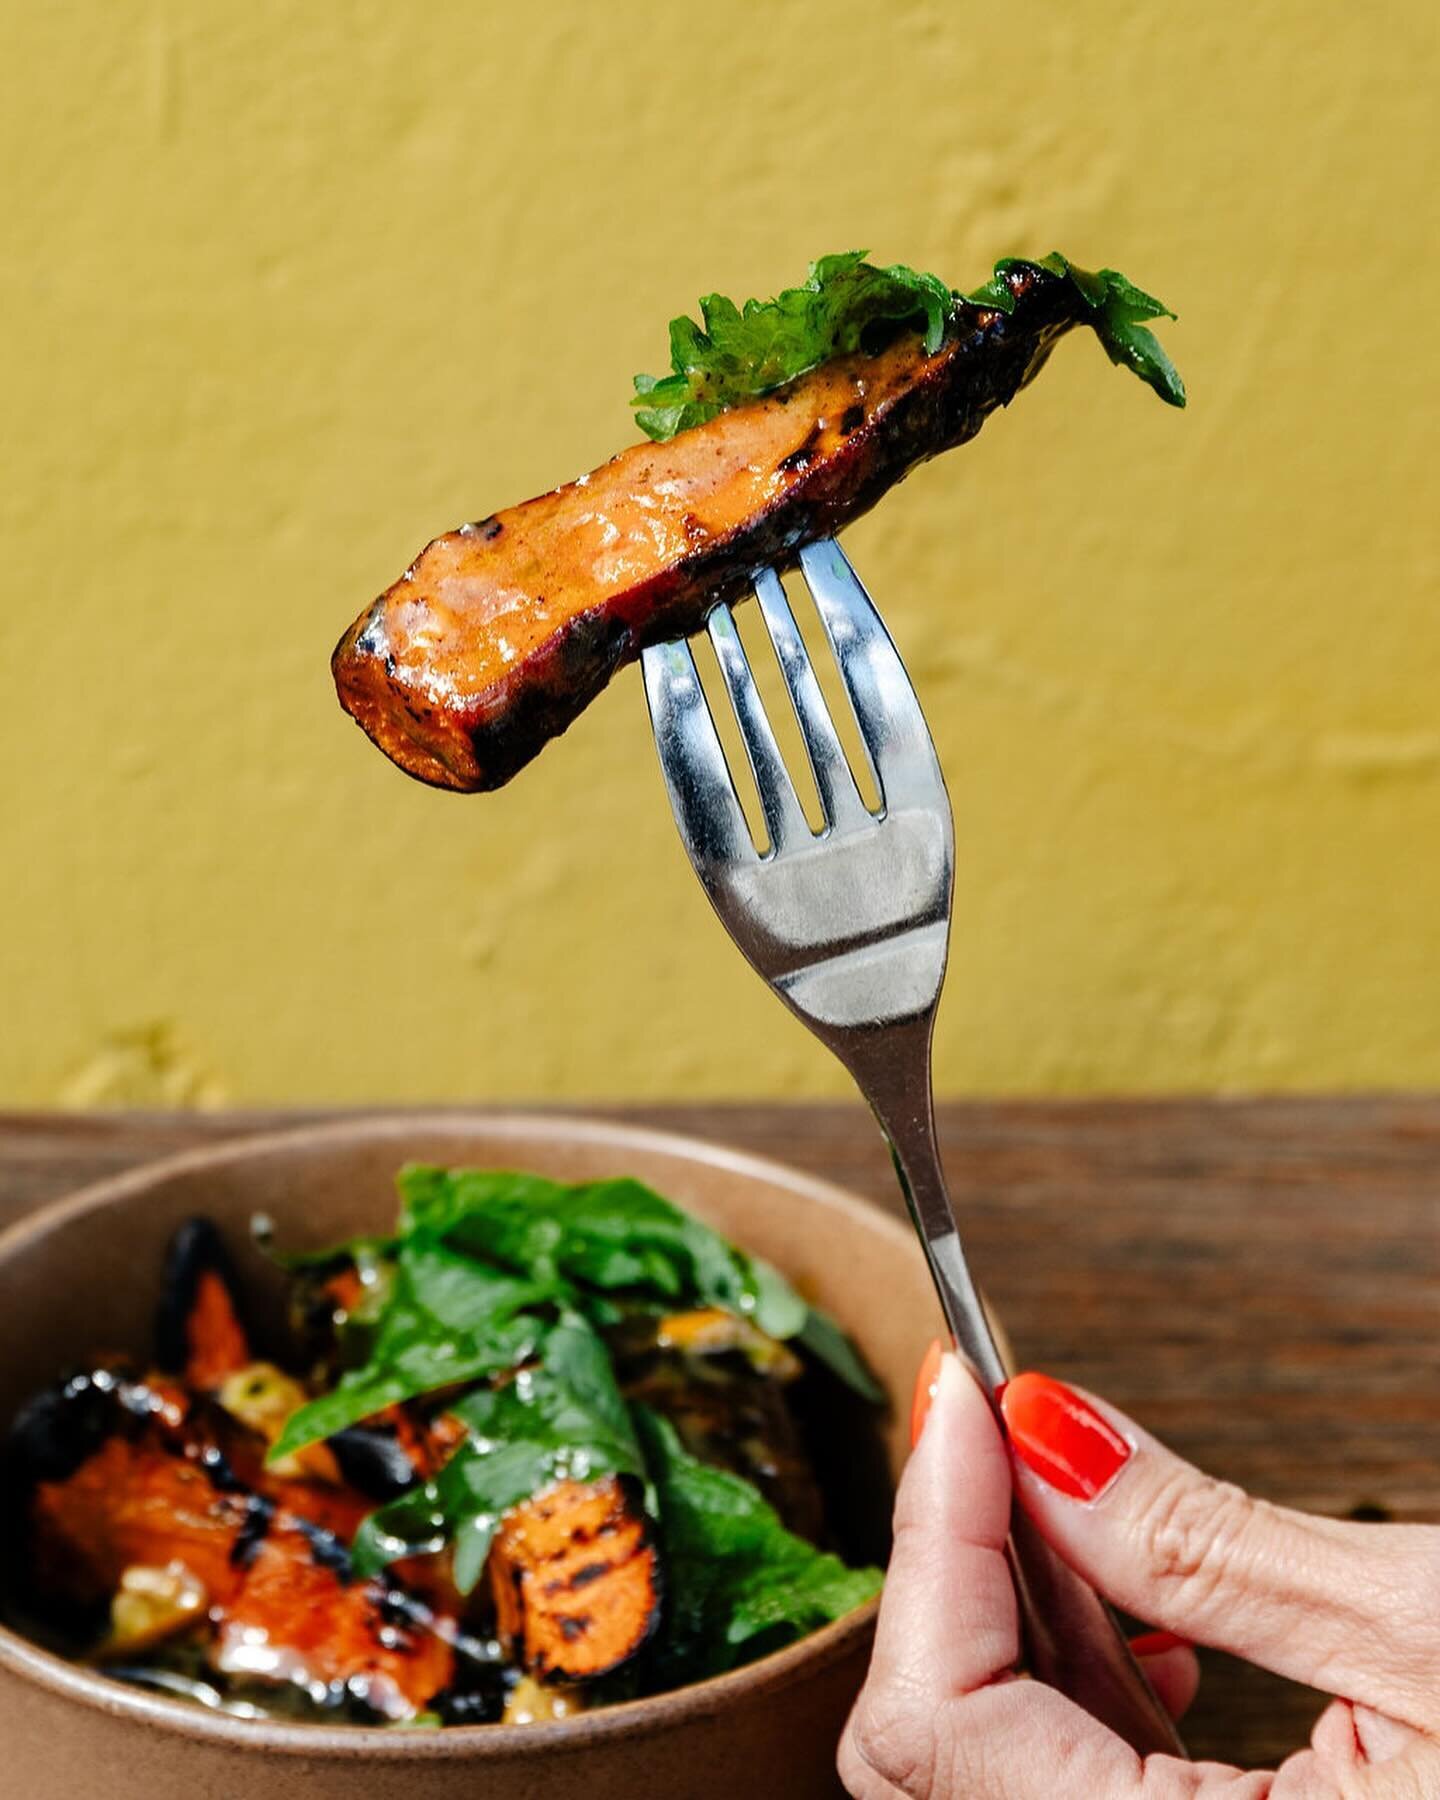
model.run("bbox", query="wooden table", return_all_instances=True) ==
[2,1098,1436,1771]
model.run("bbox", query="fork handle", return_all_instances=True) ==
[836,1019,1187,1759]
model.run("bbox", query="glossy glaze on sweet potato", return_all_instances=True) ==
[31,1434,249,1610]
[333,264,1090,792]
[214,1526,454,1717]
[22,1378,458,1719]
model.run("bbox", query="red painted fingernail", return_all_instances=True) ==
[1129,1630,1190,1658]
[998,1371,1133,1501]
[910,1337,946,1448]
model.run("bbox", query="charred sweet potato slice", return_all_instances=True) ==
[31,1436,249,1611]
[334,265,1092,792]
[215,1527,454,1718]
[156,1219,252,1390]
[24,1396,458,1718]
[488,1475,659,1681]
[323,1265,366,1317]
[183,1273,252,1389]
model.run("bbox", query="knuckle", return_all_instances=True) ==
[1393,1530,1440,1644]
[1351,1534,1440,1721]
[845,1682,935,1798]
[1142,1466,1261,1619]
[837,1723,893,1800]
[890,1477,937,1550]
[884,1510,952,1604]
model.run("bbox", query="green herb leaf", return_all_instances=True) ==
[269,1239,556,1461]
[250,1215,399,1272]
[635,1408,881,1682]
[632,251,953,441]
[351,1310,646,1592]
[270,1151,883,1641]
[965,252,1185,409]
[749,1259,884,1400]
[796,1305,885,1405]
[747,1257,808,1341]
[397,1165,807,1343]
[353,1435,552,1593]
[636,249,1184,442]
[270,1167,882,1459]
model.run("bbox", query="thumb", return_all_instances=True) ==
[999,1372,1440,1735]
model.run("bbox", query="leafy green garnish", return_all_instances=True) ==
[632,248,1183,441]
[398,1167,774,1326]
[401,1166,876,1395]
[351,1310,646,1592]
[635,1409,882,1682]
[271,1166,879,1455]
[633,251,951,441]
[965,250,1185,409]
[796,1304,885,1405]
[269,1239,556,1461]
[267,1161,885,1655]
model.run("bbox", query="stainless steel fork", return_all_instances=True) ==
[642,537,1185,1756]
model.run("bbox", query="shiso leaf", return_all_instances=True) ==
[634,248,1184,441]
[632,251,952,440]
[965,251,1185,408]
[634,1407,882,1682]
[269,1167,880,1454]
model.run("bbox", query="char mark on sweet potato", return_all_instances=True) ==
[18,1369,458,1717]
[333,265,1086,792]
[212,1526,454,1717]
[488,1474,660,1682]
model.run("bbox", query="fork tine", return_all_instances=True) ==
[705,603,810,853]
[641,639,757,868]
[752,568,871,832]
[797,537,943,809]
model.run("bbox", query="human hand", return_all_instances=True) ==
[840,1352,1440,1797]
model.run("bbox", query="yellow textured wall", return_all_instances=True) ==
[2,0,1436,1106]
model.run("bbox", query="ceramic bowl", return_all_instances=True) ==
[0,1114,942,1800]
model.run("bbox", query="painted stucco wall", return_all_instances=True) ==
[3,0,1436,1105]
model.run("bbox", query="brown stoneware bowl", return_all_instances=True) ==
[0,1114,943,1800]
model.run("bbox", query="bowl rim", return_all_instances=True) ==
[0,1110,913,1760]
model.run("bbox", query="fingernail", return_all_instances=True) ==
[910,1337,946,1448]
[1128,1630,1190,1658]
[998,1371,1132,1501]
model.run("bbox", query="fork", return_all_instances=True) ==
[642,537,1186,1756]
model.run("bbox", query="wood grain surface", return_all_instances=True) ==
[1,1098,1436,1771]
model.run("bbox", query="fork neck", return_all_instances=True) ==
[829,1012,1010,1394]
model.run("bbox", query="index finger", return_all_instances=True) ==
[844,1356,1252,1800]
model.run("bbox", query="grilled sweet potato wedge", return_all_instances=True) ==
[333,263,1095,792]
[156,1218,253,1391]
[213,1526,454,1717]
[488,1474,659,1681]
[31,1433,249,1610]
[19,1373,458,1719]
